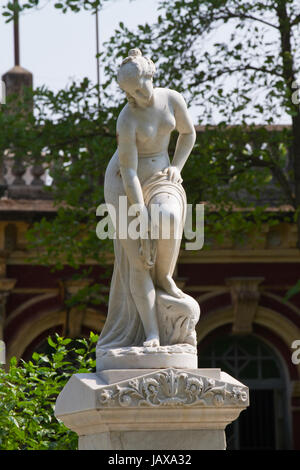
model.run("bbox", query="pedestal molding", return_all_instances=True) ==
[55,368,249,449]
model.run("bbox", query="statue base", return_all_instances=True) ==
[96,344,197,370]
[55,368,249,450]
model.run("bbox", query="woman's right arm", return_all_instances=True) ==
[117,112,154,267]
[117,111,145,209]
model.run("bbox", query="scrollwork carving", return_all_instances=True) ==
[96,369,249,409]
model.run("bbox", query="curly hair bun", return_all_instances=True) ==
[117,47,156,106]
[128,48,142,57]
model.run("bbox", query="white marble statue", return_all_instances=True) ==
[96,48,200,369]
[55,61,249,445]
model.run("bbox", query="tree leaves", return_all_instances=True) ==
[0,333,98,450]
[1,0,300,282]
[285,279,300,300]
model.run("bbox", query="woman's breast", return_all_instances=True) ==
[136,110,176,142]
[157,112,176,135]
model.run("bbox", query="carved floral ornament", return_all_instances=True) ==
[96,369,249,409]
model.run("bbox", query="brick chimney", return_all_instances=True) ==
[2,65,33,99]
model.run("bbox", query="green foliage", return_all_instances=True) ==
[99,0,300,244]
[285,279,300,300]
[1,0,300,269]
[0,79,116,305]
[0,79,117,272]
[0,332,99,450]
[102,0,299,120]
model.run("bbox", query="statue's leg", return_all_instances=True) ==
[118,236,160,347]
[150,193,184,299]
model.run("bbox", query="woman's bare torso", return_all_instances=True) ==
[110,88,176,186]
[135,88,176,154]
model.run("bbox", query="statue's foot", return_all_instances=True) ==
[143,334,160,348]
[158,275,185,299]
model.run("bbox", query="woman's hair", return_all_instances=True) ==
[117,48,156,106]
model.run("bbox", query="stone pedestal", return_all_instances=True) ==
[55,368,249,450]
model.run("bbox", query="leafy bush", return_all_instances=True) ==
[0,332,98,450]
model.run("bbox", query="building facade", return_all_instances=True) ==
[1,68,299,451]
[0,166,299,450]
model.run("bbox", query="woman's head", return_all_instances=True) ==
[117,48,156,107]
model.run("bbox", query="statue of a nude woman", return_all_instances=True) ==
[96,48,199,362]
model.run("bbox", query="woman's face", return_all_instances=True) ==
[122,73,154,106]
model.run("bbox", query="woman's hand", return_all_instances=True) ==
[162,166,183,184]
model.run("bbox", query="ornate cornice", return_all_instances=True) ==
[96,368,249,409]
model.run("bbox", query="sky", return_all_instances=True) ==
[0,0,161,93]
[0,0,229,124]
[0,0,292,124]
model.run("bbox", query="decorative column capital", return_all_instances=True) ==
[0,278,17,297]
[63,278,93,297]
[226,277,264,335]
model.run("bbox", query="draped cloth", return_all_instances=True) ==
[96,167,187,352]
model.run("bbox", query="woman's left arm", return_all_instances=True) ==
[164,90,196,182]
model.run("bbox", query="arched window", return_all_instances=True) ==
[199,334,291,449]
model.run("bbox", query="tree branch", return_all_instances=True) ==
[222,8,279,30]
[245,156,295,206]
[191,64,283,88]
[291,14,300,26]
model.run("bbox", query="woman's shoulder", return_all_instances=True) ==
[117,104,137,133]
[155,87,186,106]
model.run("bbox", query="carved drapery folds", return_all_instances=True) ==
[226,277,264,334]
